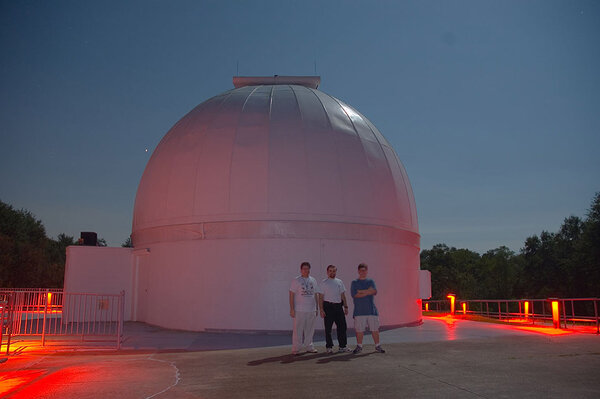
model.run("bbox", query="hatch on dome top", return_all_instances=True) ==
[233,75,320,89]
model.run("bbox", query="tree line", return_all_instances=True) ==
[0,200,128,288]
[0,201,72,287]
[421,192,600,300]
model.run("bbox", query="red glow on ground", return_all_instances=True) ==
[515,325,575,336]
[428,315,459,326]
[425,315,582,337]
[571,325,600,334]
[506,318,531,324]
[5,366,94,398]
[0,369,46,396]
[426,315,458,340]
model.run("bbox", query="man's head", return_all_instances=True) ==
[300,261,311,277]
[326,264,337,279]
[357,263,368,279]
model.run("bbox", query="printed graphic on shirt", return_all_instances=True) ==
[300,278,316,297]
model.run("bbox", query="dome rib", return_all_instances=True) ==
[289,84,312,215]
[304,87,348,216]
[191,90,233,217]
[351,104,404,224]
[227,85,262,212]
[328,94,377,207]
[266,85,274,212]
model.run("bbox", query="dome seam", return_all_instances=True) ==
[162,103,205,225]
[191,92,233,217]
[289,85,311,215]
[307,89,348,216]
[267,85,274,212]
[395,156,418,229]
[328,95,377,215]
[228,85,262,213]
[360,108,405,226]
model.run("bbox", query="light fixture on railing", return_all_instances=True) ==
[447,294,456,315]
[550,299,560,329]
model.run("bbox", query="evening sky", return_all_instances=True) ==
[1,0,598,253]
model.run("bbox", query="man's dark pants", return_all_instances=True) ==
[323,301,347,348]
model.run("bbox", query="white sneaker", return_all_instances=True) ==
[326,347,333,354]
[306,348,318,353]
[338,347,351,353]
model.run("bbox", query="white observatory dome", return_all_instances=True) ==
[133,77,417,242]
[130,76,421,331]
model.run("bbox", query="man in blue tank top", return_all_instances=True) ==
[350,263,385,354]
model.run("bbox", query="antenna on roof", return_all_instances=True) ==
[236,61,239,76]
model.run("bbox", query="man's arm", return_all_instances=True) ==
[289,291,295,318]
[341,292,349,315]
[369,280,378,296]
[319,293,325,318]
[351,281,358,298]
[315,293,321,317]
[355,287,377,297]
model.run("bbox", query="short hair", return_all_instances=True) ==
[358,263,368,270]
[326,264,336,271]
[300,261,311,269]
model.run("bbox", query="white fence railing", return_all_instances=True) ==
[0,289,124,353]
[423,297,600,334]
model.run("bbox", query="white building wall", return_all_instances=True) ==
[135,237,421,331]
[64,246,134,320]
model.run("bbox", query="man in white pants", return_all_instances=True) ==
[289,261,320,355]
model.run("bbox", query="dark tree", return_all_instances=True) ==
[121,236,133,248]
[0,201,48,287]
[1,200,73,288]
[422,193,600,299]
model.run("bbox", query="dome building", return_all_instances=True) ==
[64,76,428,332]
[130,76,422,331]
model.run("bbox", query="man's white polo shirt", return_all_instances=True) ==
[321,278,346,303]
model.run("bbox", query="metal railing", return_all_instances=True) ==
[0,289,124,352]
[1,288,63,293]
[1,293,12,355]
[423,297,600,334]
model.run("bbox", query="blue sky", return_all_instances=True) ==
[1,0,598,253]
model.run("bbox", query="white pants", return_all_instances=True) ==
[292,311,317,352]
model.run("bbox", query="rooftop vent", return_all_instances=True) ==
[233,75,320,89]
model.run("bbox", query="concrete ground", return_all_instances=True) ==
[1,317,599,398]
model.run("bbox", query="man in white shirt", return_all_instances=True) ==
[289,261,320,355]
[319,264,350,353]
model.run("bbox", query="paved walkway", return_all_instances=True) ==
[1,317,599,398]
